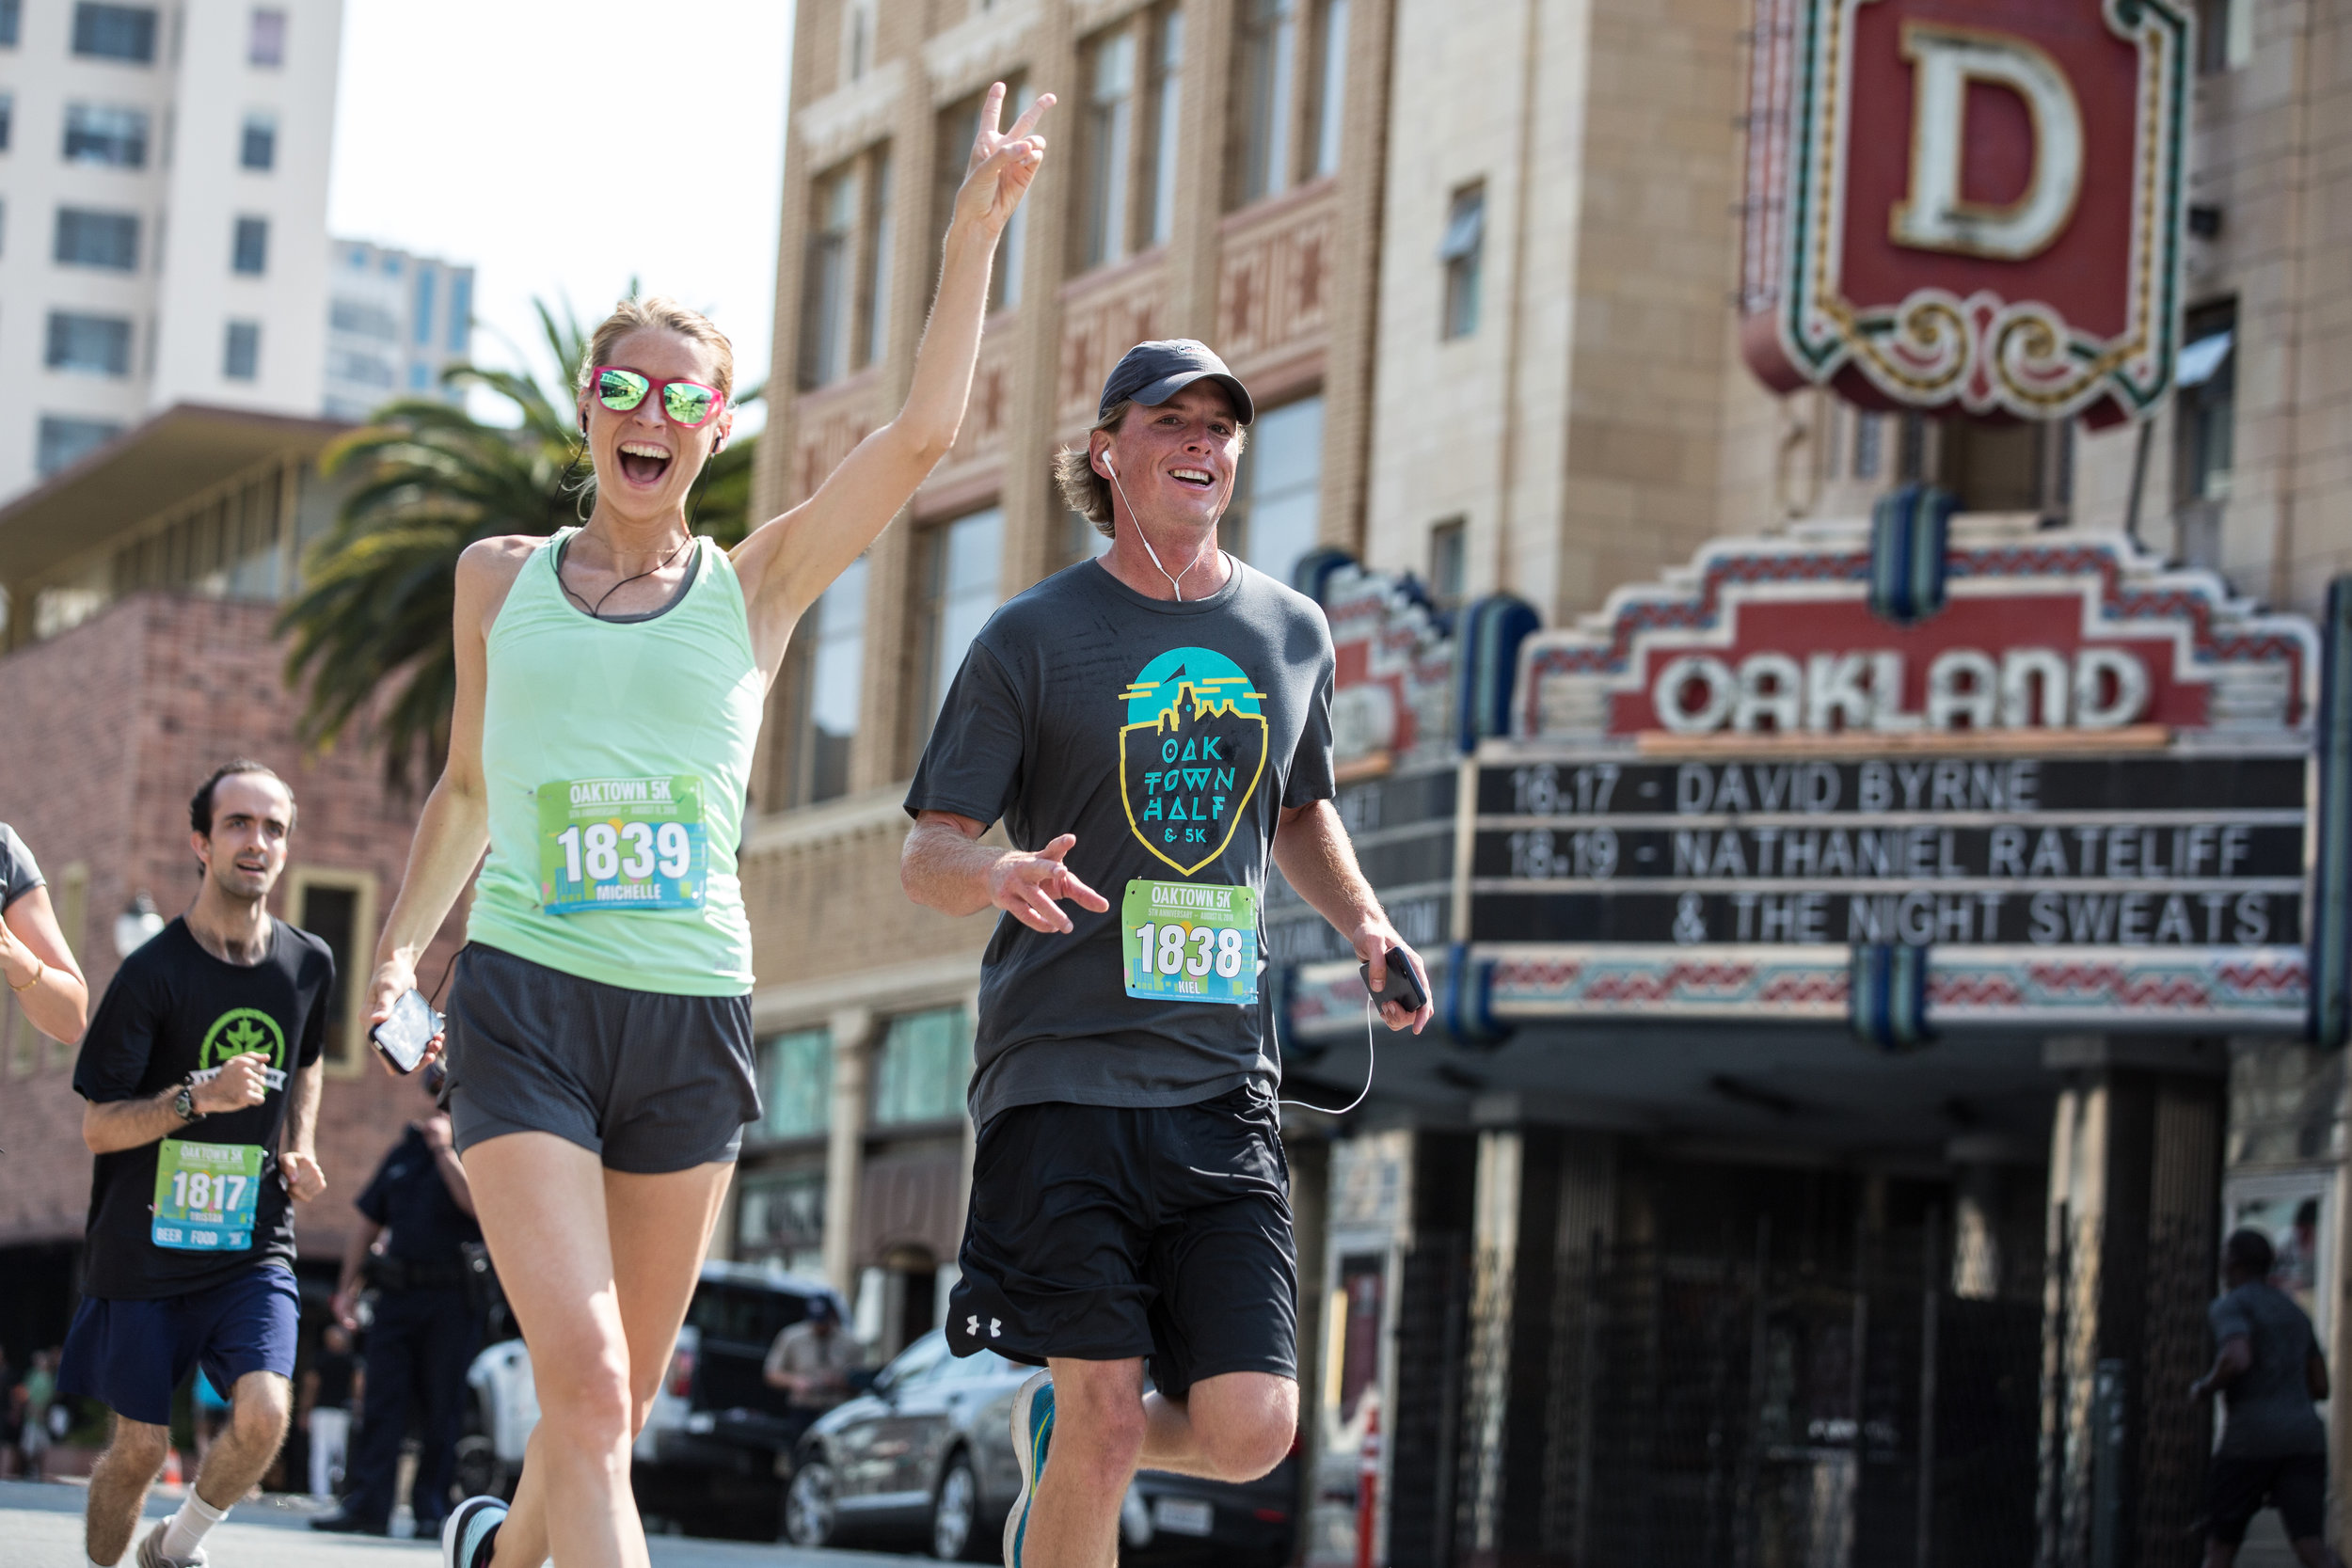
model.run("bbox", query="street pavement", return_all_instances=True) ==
[0,1479,917,1568]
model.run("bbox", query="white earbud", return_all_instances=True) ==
[1103,445,1215,602]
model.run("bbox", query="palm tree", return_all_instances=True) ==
[278,298,758,787]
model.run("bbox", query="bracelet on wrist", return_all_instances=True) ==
[7,956,42,993]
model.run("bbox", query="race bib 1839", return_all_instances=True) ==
[537,775,707,914]
[151,1139,263,1252]
[1121,879,1258,1006]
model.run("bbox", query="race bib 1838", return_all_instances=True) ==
[151,1139,263,1252]
[1121,879,1259,1006]
[537,775,707,914]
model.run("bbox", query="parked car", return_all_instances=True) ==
[785,1330,1295,1564]
[456,1260,850,1535]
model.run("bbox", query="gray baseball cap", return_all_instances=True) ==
[1098,339,1255,425]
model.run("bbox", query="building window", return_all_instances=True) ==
[37,416,123,474]
[64,103,151,167]
[1228,396,1322,590]
[736,1168,825,1275]
[914,506,1004,748]
[800,163,858,388]
[2197,0,2250,73]
[2177,299,2236,508]
[415,266,437,344]
[407,361,431,391]
[871,1008,973,1127]
[1429,516,1466,610]
[0,0,18,47]
[1852,412,1884,479]
[758,1028,833,1141]
[781,556,867,807]
[862,154,893,367]
[1145,8,1184,246]
[447,270,473,354]
[0,93,12,150]
[1237,0,1297,205]
[328,347,395,388]
[46,311,133,375]
[223,320,261,380]
[1081,25,1136,269]
[330,297,399,340]
[290,873,375,1069]
[1311,0,1348,178]
[841,0,876,85]
[240,112,276,171]
[248,6,286,66]
[1440,182,1485,340]
[232,214,268,275]
[55,207,139,270]
[72,4,156,63]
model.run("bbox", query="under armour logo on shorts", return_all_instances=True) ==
[965,1314,1002,1339]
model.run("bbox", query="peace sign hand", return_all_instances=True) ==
[954,81,1055,235]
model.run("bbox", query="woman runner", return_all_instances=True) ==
[364,86,1052,1568]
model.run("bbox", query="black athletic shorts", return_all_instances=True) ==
[2207,1451,2328,1544]
[441,944,758,1174]
[944,1083,1296,1400]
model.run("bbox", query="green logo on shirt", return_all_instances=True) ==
[1118,647,1269,876]
[199,1008,287,1071]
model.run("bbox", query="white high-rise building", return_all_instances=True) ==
[322,238,474,421]
[0,0,342,500]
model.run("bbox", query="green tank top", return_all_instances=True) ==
[468,529,763,994]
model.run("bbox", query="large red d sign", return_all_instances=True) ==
[1740,0,2193,426]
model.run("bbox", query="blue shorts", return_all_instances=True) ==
[57,1266,299,1427]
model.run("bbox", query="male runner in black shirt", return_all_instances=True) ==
[60,761,334,1568]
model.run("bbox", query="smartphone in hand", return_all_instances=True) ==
[1359,947,1428,1013]
[371,989,442,1075]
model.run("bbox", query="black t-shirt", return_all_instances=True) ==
[357,1125,483,1267]
[72,917,333,1298]
[905,559,1336,1124]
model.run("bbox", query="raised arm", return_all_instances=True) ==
[733,84,1055,643]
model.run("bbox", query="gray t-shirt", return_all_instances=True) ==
[906,558,1336,1126]
[2211,1281,2328,1457]
[0,824,45,912]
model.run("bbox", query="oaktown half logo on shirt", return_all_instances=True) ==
[1118,648,1269,877]
[193,1007,290,1093]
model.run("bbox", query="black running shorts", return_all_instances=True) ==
[2207,1451,2328,1544]
[441,944,758,1174]
[944,1083,1296,1399]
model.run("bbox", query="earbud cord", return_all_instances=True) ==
[1275,996,1377,1117]
[1105,461,1219,602]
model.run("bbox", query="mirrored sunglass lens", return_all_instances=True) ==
[663,383,717,425]
[596,370,648,409]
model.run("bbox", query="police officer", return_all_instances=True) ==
[311,1061,483,1537]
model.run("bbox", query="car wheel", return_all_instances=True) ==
[931,1453,980,1560]
[785,1460,839,1547]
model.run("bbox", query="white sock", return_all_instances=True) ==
[160,1492,230,1559]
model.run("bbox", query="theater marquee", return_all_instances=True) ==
[1739,0,2193,423]
[1480,518,2315,1031]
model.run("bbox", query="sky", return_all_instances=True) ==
[326,0,797,430]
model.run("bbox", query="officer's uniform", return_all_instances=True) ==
[341,1127,484,1533]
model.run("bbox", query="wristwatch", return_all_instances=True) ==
[171,1075,203,1124]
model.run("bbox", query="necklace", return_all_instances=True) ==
[560,531,692,620]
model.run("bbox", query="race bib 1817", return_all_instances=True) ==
[537,775,707,914]
[1121,879,1258,1006]
[151,1139,263,1252]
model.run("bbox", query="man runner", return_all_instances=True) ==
[61,761,333,1568]
[902,340,1432,1568]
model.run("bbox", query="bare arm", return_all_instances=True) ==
[363,540,517,1052]
[900,812,1109,931]
[331,1216,386,1330]
[732,85,1056,645]
[2192,1335,2254,1401]
[1271,800,1435,1033]
[279,1058,326,1202]
[2,886,89,1045]
[421,1116,474,1218]
[82,1052,271,1155]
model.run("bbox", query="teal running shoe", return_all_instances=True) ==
[442,1495,507,1568]
[1004,1370,1055,1567]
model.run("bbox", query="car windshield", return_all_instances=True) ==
[879,1332,953,1389]
[686,1282,808,1347]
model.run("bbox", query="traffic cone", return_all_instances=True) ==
[160,1449,183,1487]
